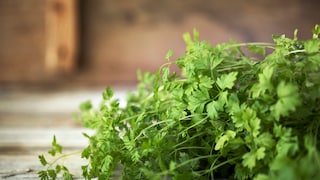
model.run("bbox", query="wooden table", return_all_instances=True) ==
[0,87,129,179]
[0,127,91,179]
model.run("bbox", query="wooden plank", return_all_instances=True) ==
[0,128,123,179]
[0,87,130,179]
[0,87,130,127]
[0,127,93,148]
[45,0,78,74]
[0,128,91,179]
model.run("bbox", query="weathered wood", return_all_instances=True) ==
[0,0,46,83]
[0,88,128,179]
[0,128,93,148]
[0,128,91,179]
[0,127,124,179]
[0,0,78,83]
[45,0,78,74]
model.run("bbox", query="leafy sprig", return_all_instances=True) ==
[39,25,320,179]
[38,135,76,180]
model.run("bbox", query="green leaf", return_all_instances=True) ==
[231,103,247,129]
[62,171,73,180]
[81,165,89,178]
[101,155,113,172]
[254,174,270,180]
[38,170,49,180]
[241,107,261,137]
[242,151,256,170]
[215,130,236,150]
[312,24,320,37]
[81,146,91,159]
[38,155,48,166]
[242,147,265,170]
[162,67,170,82]
[255,133,275,149]
[248,44,266,55]
[187,88,210,113]
[55,165,61,173]
[206,101,218,119]
[169,161,176,171]
[206,91,227,119]
[183,33,193,50]
[48,169,57,179]
[271,82,301,120]
[48,135,62,156]
[166,50,174,60]
[211,59,223,72]
[193,28,199,42]
[103,87,114,101]
[218,91,228,106]
[79,100,92,111]
[250,66,274,98]
[216,71,238,90]
[199,76,214,89]
[304,39,320,53]
[256,147,266,160]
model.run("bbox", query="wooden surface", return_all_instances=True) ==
[45,0,78,74]
[0,128,91,179]
[0,0,46,83]
[0,87,129,179]
[0,0,77,83]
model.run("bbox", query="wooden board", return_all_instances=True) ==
[0,128,91,179]
[0,0,77,83]
[45,0,78,74]
[0,87,129,179]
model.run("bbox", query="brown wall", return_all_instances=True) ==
[1,0,319,85]
[0,0,46,83]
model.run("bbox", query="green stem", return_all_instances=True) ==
[47,150,82,169]
[134,120,173,141]
[178,116,209,136]
[174,154,219,170]
[229,42,275,49]
[173,132,206,149]
[170,146,209,156]
[198,156,241,174]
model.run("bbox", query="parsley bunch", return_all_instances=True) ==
[39,25,320,180]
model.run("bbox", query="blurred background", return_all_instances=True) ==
[0,0,319,177]
[1,0,319,86]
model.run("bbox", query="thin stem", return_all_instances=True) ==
[229,42,275,49]
[170,146,209,156]
[173,132,207,149]
[47,150,82,169]
[134,120,173,141]
[174,154,218,170]
[197,156,241,175]
[178,116,209,136]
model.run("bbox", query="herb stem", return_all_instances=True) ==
[198,156,241,174]
[47,150,82,169]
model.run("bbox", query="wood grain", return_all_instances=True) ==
[0,87,128,179]
[45,0,78,74]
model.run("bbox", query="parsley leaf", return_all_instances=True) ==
[38,25,320,180]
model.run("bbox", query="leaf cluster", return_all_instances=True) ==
[38,135,74,180]
[39,25,320,179]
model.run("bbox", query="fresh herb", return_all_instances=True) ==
[39,25,320,179]
[38,135,75,180]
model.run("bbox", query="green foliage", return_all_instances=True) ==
[38,136,75,180]
[39,25,320,179]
